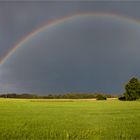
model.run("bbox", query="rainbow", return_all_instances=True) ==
[1,12,140,65]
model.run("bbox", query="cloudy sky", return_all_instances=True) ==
[1,1,140,94]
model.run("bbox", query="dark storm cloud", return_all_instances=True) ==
[1,2,140,94]
[1,16,140,94]
[1,1,140,59]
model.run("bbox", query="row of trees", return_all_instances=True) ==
[119,77,140,101]
[0,93,115,99]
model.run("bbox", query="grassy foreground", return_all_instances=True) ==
[0,99,140,140]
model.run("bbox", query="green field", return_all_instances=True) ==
[0,99,140,140]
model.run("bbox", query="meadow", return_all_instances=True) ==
[0,98,140,140]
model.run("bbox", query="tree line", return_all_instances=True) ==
[0,93,116,99]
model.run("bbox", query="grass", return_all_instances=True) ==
[0,98,140,140]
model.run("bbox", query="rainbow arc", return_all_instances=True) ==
[1,12,140,65]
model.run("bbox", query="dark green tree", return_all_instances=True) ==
[124,77,140,100]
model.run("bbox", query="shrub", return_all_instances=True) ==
[118,96,126,101]
[96,94,107,100]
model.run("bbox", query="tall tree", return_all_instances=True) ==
[124,77,140,100]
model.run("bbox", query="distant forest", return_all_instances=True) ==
[0,93,117,99]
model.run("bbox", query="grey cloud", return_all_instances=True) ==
[1,1,140,59]
[1,16,140,94]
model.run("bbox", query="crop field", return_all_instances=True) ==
[0,98,140,140]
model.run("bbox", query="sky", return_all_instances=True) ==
[1,1,140,95]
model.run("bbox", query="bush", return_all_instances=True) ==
[118,96,126,101]
[96,94,107,100]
